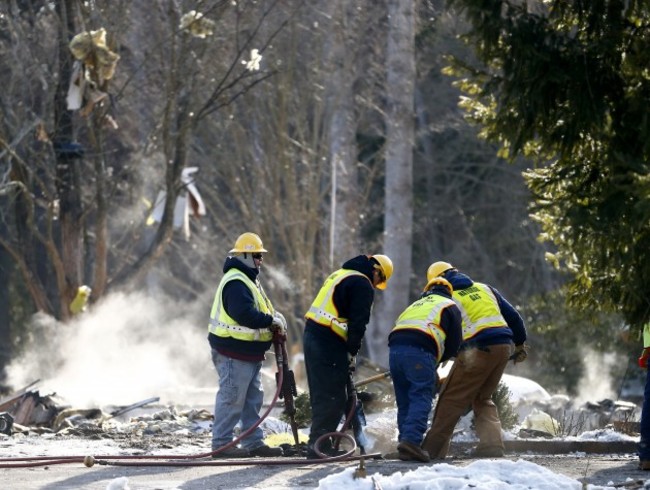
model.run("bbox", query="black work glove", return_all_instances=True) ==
[347,339,361,358]
[348,354,357,373]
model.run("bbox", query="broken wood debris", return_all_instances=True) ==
[0,381,163,434]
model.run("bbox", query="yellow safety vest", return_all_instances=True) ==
[208,269,274,342]
[643,322,650,348]
[391,293,455,361]
[452,282,507,341]
[305,269,370,341]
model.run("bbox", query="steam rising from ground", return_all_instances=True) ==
[6,292,217,409]
[574,348,618,406]
[5,278,630,418]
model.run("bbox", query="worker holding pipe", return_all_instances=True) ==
[387,276,462,462]
[207,232,287,458]
[303,254,393,459]
[422,261,528,459]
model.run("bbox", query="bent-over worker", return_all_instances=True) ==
[303,254,393,459]
[388,276,462,462]
[422,261,528,459]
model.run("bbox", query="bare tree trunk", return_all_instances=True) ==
[87,116,108,299]
[322,0,361,266]
[0,248,13,384]
[53,0,82,321]
[368,0,415,367]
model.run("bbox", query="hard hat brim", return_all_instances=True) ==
[229,247,268,254]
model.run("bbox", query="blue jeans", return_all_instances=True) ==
[389,344,437,446]
[211,349,265,450]
[640,366,650,460]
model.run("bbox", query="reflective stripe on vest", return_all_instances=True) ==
[452,282,506,341]
[391,294,455,362]
[208,269,273,342]
[304,269,370,341]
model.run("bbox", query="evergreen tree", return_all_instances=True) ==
[445,0,650,328]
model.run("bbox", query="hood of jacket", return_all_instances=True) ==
[222,255,259,282]
[341,254,375,282]
[445,269,474,291]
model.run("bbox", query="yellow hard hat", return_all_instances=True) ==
[427,261,454,282]
[423,276,453,295]
[371,254,393,290]
[229,232,267,254]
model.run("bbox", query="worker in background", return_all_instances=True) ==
[207,232,287,458]
[638,321,650,470]
[422,261,528,459]
[303,254,393,459]
[388,276,462,462]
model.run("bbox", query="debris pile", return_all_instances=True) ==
[0,382,201,441]
[0,372,641,457]
[0,380,300,454]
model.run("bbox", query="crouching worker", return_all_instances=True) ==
[207,232,287,458]
[387,276,462,462]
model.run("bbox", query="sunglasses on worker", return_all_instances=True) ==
[252,253,264,260]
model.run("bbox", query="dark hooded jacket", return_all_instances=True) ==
[388,284,463,363]
[444,270,527,348]
[207,256,275,361]
[304,255,376,356]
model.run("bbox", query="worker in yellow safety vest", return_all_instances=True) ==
[303,254,393,459]
[387,276,462,463]
[207,232,287,459]
[422,261,528,459]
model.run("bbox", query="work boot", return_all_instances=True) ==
[306,444,324,460]
[471,446,504,458]
[383,451,402,460]
[211,446,250,458]
[398,451,416,462]
[385,446,422,462]
[249,444,284,457]
[397,441,430,463]
[639,460,650,470]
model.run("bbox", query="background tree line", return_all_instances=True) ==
[0,0,642,398]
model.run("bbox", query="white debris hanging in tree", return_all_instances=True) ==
[179,10,215,38]
[242,49,262,71]
[147,167,206,240]
[66,28,120,125]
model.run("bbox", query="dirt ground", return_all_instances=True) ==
[0,443,646,490]
[0,403,646,489]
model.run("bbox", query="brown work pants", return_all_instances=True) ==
[422,343,512,459]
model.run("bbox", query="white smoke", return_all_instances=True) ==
[573,348,621,406]
[6,291,217,409]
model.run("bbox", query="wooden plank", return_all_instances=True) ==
[12,394,37,426]
[109,397,160,418]
[0,380,40,412]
